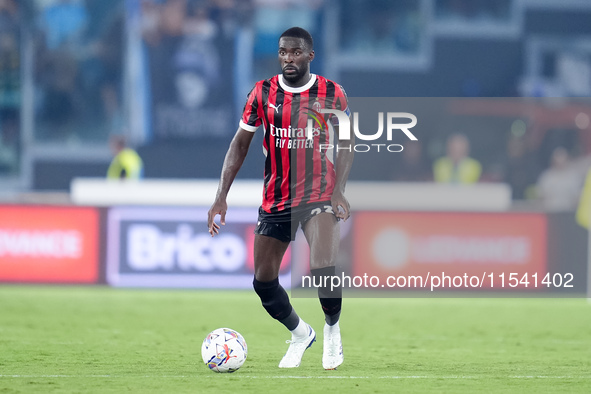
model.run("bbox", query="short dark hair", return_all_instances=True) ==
[279,27,313,51]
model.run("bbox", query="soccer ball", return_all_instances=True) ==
[201,328,247,373]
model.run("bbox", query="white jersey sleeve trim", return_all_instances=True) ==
[239,120,258,132]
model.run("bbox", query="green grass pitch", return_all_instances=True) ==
[1,286,591,393]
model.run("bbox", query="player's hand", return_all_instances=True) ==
[207,199,227,237]
[331,191,350,221]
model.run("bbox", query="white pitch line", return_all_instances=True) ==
[1,375,590,379]
[225,376,590,380]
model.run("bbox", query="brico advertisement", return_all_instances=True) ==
[106,207,291,288]
[0,206,99,283]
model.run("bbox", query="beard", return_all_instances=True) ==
[282,62,309,84]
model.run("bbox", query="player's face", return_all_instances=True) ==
[278,37,314,85]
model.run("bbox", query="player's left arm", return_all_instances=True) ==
[332,116,354,221]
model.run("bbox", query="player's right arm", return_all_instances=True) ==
[208,127,255,236]
[209,82,261,236]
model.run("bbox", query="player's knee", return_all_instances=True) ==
[309,247,337,270]
[254,266,279,282]
[253,277,278,297]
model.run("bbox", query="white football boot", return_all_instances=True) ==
[278,323,316,368]
[322,322,343,370]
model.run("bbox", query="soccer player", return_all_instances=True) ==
[207,27,354,369]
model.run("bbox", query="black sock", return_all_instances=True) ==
[311,267,342,326]
[253,277,300,331]
[320,298,341,326]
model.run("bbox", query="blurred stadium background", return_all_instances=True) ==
[2,1,591,392]
[0,0,589,291]
[0,0,590,190]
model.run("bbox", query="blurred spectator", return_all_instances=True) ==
[342,0,421,55]
[33,0,124,142]
[0,109,18,174]
[174,2,220,109]
[503,135,537,200]
[391,141,431,182]
[39,0,88,51]
[140,0,162,46]
[208,0,250,35]
[107,135,143,179]
[253,0,321,55]
[0,0,19,175]
[433,133,482,184]
[35,0,85,140]
[0,0,19,108]
[536,147,582,211]
[36,48,80,138]
[140,0,235,139]
[94,5,125,133]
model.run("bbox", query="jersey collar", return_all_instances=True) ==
[278,73,317,93]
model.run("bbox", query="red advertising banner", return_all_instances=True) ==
[0,206,99,283]
[353,212,547,289]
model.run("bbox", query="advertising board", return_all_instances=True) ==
[106,207,291,288]
[353,212,547,291]
[0,206,99,283]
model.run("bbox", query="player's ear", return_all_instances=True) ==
[308,50,315,62]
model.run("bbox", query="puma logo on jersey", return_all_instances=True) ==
[269,103,282,113]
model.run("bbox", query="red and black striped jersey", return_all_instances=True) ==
[240,74,349,213]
